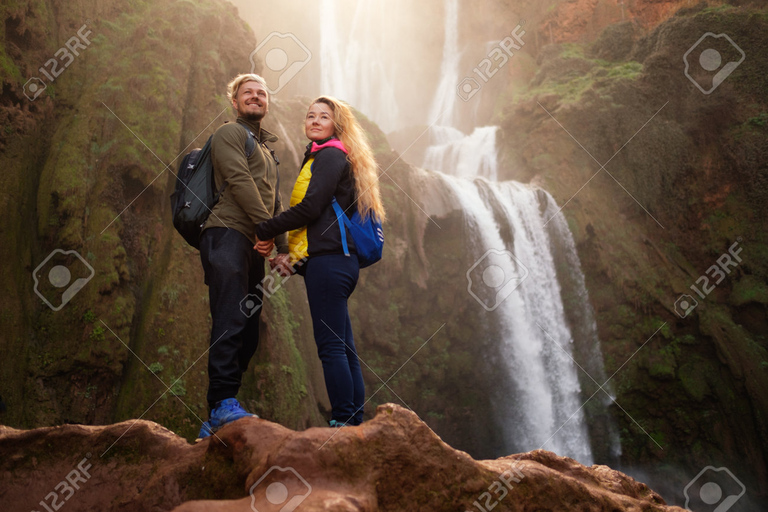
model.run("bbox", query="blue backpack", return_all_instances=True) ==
[331,198,384,268]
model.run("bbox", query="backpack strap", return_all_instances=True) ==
[242,126,256,158]
[331,197,351,257]
[262,143,280,165]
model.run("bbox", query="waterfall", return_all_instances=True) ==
[437,174,595,463]
[318,0,400,133]
[423,125,498,179]
[428,0,460,126]
[417,0,618,465]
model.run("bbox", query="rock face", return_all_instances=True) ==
[497,3,768,503]
[1,404,682,512]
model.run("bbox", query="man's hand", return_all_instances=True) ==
[254,238,274,257]
[269,253,294,278]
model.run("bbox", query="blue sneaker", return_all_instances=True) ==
[328,419,347,428]
[195,399,257,442]
[196,420,214,442]
[210,398,257,425]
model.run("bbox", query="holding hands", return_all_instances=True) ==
[269,253,294,278]
[254,238,274,257]
[254,236,294,278]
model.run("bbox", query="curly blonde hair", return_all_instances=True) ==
[311,96,386,222]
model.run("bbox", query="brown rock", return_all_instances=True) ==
[1,404,684,511]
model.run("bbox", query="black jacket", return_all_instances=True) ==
[255,142,357,258]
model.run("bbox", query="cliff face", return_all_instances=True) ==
[0,0,327,436]
[497,2,768,504]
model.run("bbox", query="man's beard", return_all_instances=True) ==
[239,102,266,122]
[240,110,265,122]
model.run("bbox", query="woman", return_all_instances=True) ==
[255,96,386,427]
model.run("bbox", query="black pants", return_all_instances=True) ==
[200,227,265,410]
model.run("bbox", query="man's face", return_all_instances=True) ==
[233,81,269,121]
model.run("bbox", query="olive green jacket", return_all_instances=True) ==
[203,117,288,252]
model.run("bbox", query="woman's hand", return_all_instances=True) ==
[254,238,275,257]
[269,253,294,278]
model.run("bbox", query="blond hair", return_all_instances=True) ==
[227,74,268,109]
[312,96,386,222]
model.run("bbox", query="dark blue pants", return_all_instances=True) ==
[200,228,264,410]
[304,254,364,425]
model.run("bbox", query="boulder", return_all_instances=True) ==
[1,404,683,511]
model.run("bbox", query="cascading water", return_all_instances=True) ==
[423,125,499,179]
[314,0,618,465]
[418,0,618,464]
[436,174,596,464]
[428,0,460,127]
[318,0,400,134]
[420,0,500,180]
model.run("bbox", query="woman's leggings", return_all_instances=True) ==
[304,254,364,425]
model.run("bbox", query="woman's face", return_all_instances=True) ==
[305,102,336,141]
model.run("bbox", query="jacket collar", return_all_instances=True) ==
[236,117,278,143]
[308,137,348,155]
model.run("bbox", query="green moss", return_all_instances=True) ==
[606,61,643,79]
[678,362,710,401]
[648,350,676,379]
[515,44,643,104]
[730,275,768,306]
[0,49,21,81]
[89,325,105,342]
[747,113,768,128]
[169,379,186,397]
[701,4,737,15]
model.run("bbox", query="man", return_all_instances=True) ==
[197,73,287,440]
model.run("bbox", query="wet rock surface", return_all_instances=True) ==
[2,404,683,511]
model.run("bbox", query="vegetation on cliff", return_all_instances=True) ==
[497,2,768,503]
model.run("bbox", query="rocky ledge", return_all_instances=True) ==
[1,404,683,511]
